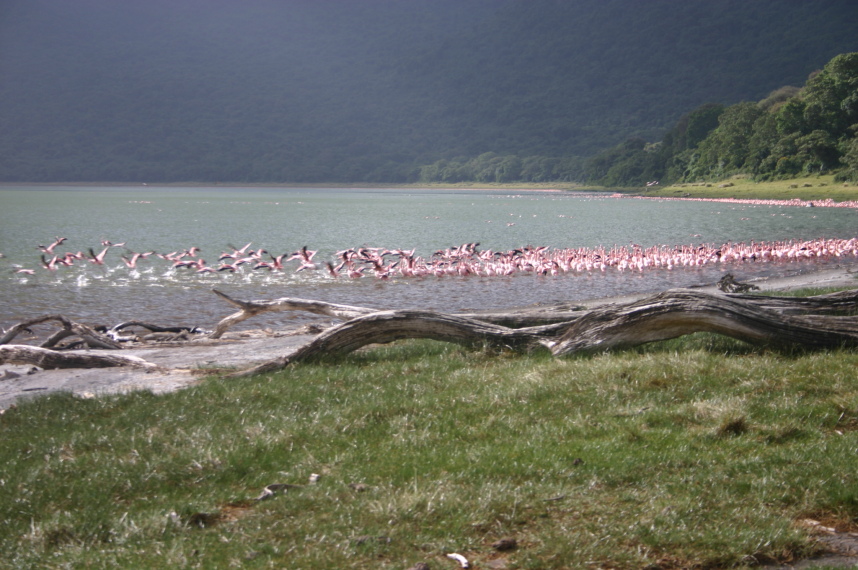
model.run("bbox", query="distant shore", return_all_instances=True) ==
[3,174,858,201]
[0,181,590,192]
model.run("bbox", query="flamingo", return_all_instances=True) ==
[41,255,60,271]
[120,251,153,268]
[217,262,243,272]
[87,246,111,265]
[220,242,252,260]
[37,236,67,254]
[290,246,318,271]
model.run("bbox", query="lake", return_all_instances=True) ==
[1,185,856,333]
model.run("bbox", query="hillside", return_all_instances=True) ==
[583,51,858,187]
[1,0,856,183]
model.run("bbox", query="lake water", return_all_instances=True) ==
[1,186,857,334]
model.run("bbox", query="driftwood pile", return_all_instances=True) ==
[717,273,761,293]
[2,287,858,377]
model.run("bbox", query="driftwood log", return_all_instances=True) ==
[548,289,858,356]
[0,315,122,349]
[209,289,377,339]
[0,315,192,370]
[224,288,858,377]
[2,288,856,374]
[210,288,587,338]
[0,345,162,370]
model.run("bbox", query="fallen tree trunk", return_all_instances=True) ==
[227,288,858,377]
[0,345,161,370]
[548,289,858,356]
[209,289,378,338]
[228,310,558,377]
[0,315,122,349]
[4,288,855,375]
[210,288,858,340]
[210,288,587,337]
[722,288,858,316]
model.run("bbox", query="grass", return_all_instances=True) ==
[3,318,858,569]
[640,174,858,202]
[389,174,858,202]
[2,179,853,568]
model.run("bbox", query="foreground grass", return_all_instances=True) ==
[2,336,858,568]
[641,174,858,202]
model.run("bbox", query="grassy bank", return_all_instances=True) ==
[2,324,858,568]
[638,174,858,202]
[8,176,857,202]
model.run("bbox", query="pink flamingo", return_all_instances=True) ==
[37,236,67,254]
[40,255,59,271]
[290,246,318,271]
[87,246,111,265]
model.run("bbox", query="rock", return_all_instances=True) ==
[492,537,518,551]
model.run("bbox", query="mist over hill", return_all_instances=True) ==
[1,0,856,183]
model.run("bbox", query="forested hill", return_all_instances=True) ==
[1,0,857,184]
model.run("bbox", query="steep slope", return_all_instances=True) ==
[0,0,855,182]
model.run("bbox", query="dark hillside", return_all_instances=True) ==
[0,0,856,183]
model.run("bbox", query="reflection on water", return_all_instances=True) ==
[1,186,856,331]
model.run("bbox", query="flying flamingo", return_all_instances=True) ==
[290,246,318,271]
[37,236,67,254]
[40,255,60,271]
[120,251,154,268]
[87,246,111,265]
[220,242,253,261]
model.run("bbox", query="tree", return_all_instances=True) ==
[689,102,764,179]
[837,136,858,182]
[745,110,780,177]
[802,52,858,137]
[796,130,840,173]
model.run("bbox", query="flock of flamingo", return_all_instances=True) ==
[634,195,858,209]
[6,234,858,281]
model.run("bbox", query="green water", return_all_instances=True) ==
[1,186,856,330]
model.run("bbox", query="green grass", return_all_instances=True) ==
[2,336,858,568]
[394,174,858,201]
[641,174,858,202]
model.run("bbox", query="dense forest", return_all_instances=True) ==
[584,52,858,186]
[1,0,857,184]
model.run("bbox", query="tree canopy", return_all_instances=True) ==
[584,52,858,186]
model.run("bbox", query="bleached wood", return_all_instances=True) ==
[0,314,122,349]
[0,345,160,370]
[227,288,858,377]
[209,289,377,338]
[549,289,858,356]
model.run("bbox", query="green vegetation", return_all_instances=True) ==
[1,0,856,184]
[641,174,858,201]
[587,52,858,188]
[3,330,858,568]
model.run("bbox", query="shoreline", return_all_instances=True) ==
[4,177,858,202]
[1,263,856,410]
[0,181,589,193]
